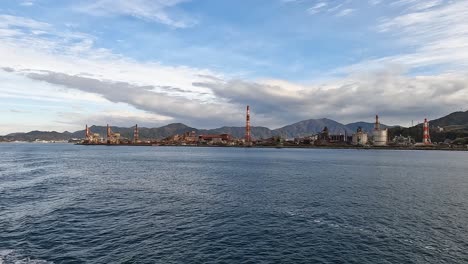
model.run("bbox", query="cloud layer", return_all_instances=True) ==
[1,1,468,134]
[194,69,468,127]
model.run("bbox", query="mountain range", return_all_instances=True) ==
[1,118,380,141]
[1,111,467,142]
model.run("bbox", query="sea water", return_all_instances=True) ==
[1,144,467,263]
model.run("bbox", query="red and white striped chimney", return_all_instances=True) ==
[423,118,431,145]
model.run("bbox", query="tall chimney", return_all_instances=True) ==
[85,124,89,138]
[423,118,431,145]
[375,115,380,130]
[107,124,111,141]
[134,124,139,143]
[245,105,251,143]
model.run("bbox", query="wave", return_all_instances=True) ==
[0,249,52,264]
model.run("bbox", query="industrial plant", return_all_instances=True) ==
[76,105,452,150]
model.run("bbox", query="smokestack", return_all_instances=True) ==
[245,105,251,143]
[134,124,139,143]
[374,115,380,130]
[85,124,89,138]
[423,118,431,145]
[107,124,111,141]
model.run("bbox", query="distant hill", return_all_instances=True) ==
[2,111,467,142]
[274,118,353,138]
[1,118,357,141]
[200,119,356,139]
[198,126,273,139]
[1,131,73,141]
[429,111,468,127]
[70,123,199,139]
[388,110,468,142]
[346,122,389,132]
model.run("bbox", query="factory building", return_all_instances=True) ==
[182,131,198,144]
[329,134,347,143]
[372,115,388,146]
[106,124,121,144]
[198,134,232,144]
[352,127,368,146]
[84,125,102,144]
[392,135,414,146]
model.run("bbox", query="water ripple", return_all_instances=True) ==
[1,144,468,263]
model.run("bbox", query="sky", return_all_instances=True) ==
[1,0,468,134]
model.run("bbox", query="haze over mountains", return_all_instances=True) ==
[1,111,467,142]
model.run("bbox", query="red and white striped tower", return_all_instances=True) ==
[245,105,251,143]
[134,124,139,143]
[423,118,431,145]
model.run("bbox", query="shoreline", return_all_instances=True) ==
[2,142,467,151]
[74,143,468,151]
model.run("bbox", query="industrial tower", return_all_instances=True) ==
[423,118,431,145]
[85,124,90,140]
[245,105,251,144]
[134,124,139,144]
[374,115,380,130]
[106,124,111,143]
[372,114,388,146]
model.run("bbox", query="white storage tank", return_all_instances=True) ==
[372,129,388,146]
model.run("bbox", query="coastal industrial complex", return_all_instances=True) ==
[78,106,455,150]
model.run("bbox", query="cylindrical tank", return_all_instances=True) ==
[372,129,388,146]
[352,132,368,145]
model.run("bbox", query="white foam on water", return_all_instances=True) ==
[0,250,52,264]
[286,211,297,216]
[424,245,436,250]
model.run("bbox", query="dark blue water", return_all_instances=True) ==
[1,144,467,263]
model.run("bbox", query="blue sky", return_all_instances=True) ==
[1,0,468,134]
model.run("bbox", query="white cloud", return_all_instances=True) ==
[20,1,34,6]
[1,9,468,134]
[305,1,355,17]
[307,2,328,14]
[369,0,382,6]
[23,71,242,125]
[0,15,218,97]
[391,0,444,11]
[0,14,235,133]
[374,1,468,70]
[195,68,468,127]
[0,14,50,30]
[335,8,355,17]
[333,1,468,75]
[74,0,196,28]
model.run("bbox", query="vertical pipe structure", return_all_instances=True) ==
[423,118,431,145]
[374,115,380,130]
[85,124,90,139]
[107,124,111,143]
[134,124,139,144]
[245,105,251,144]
